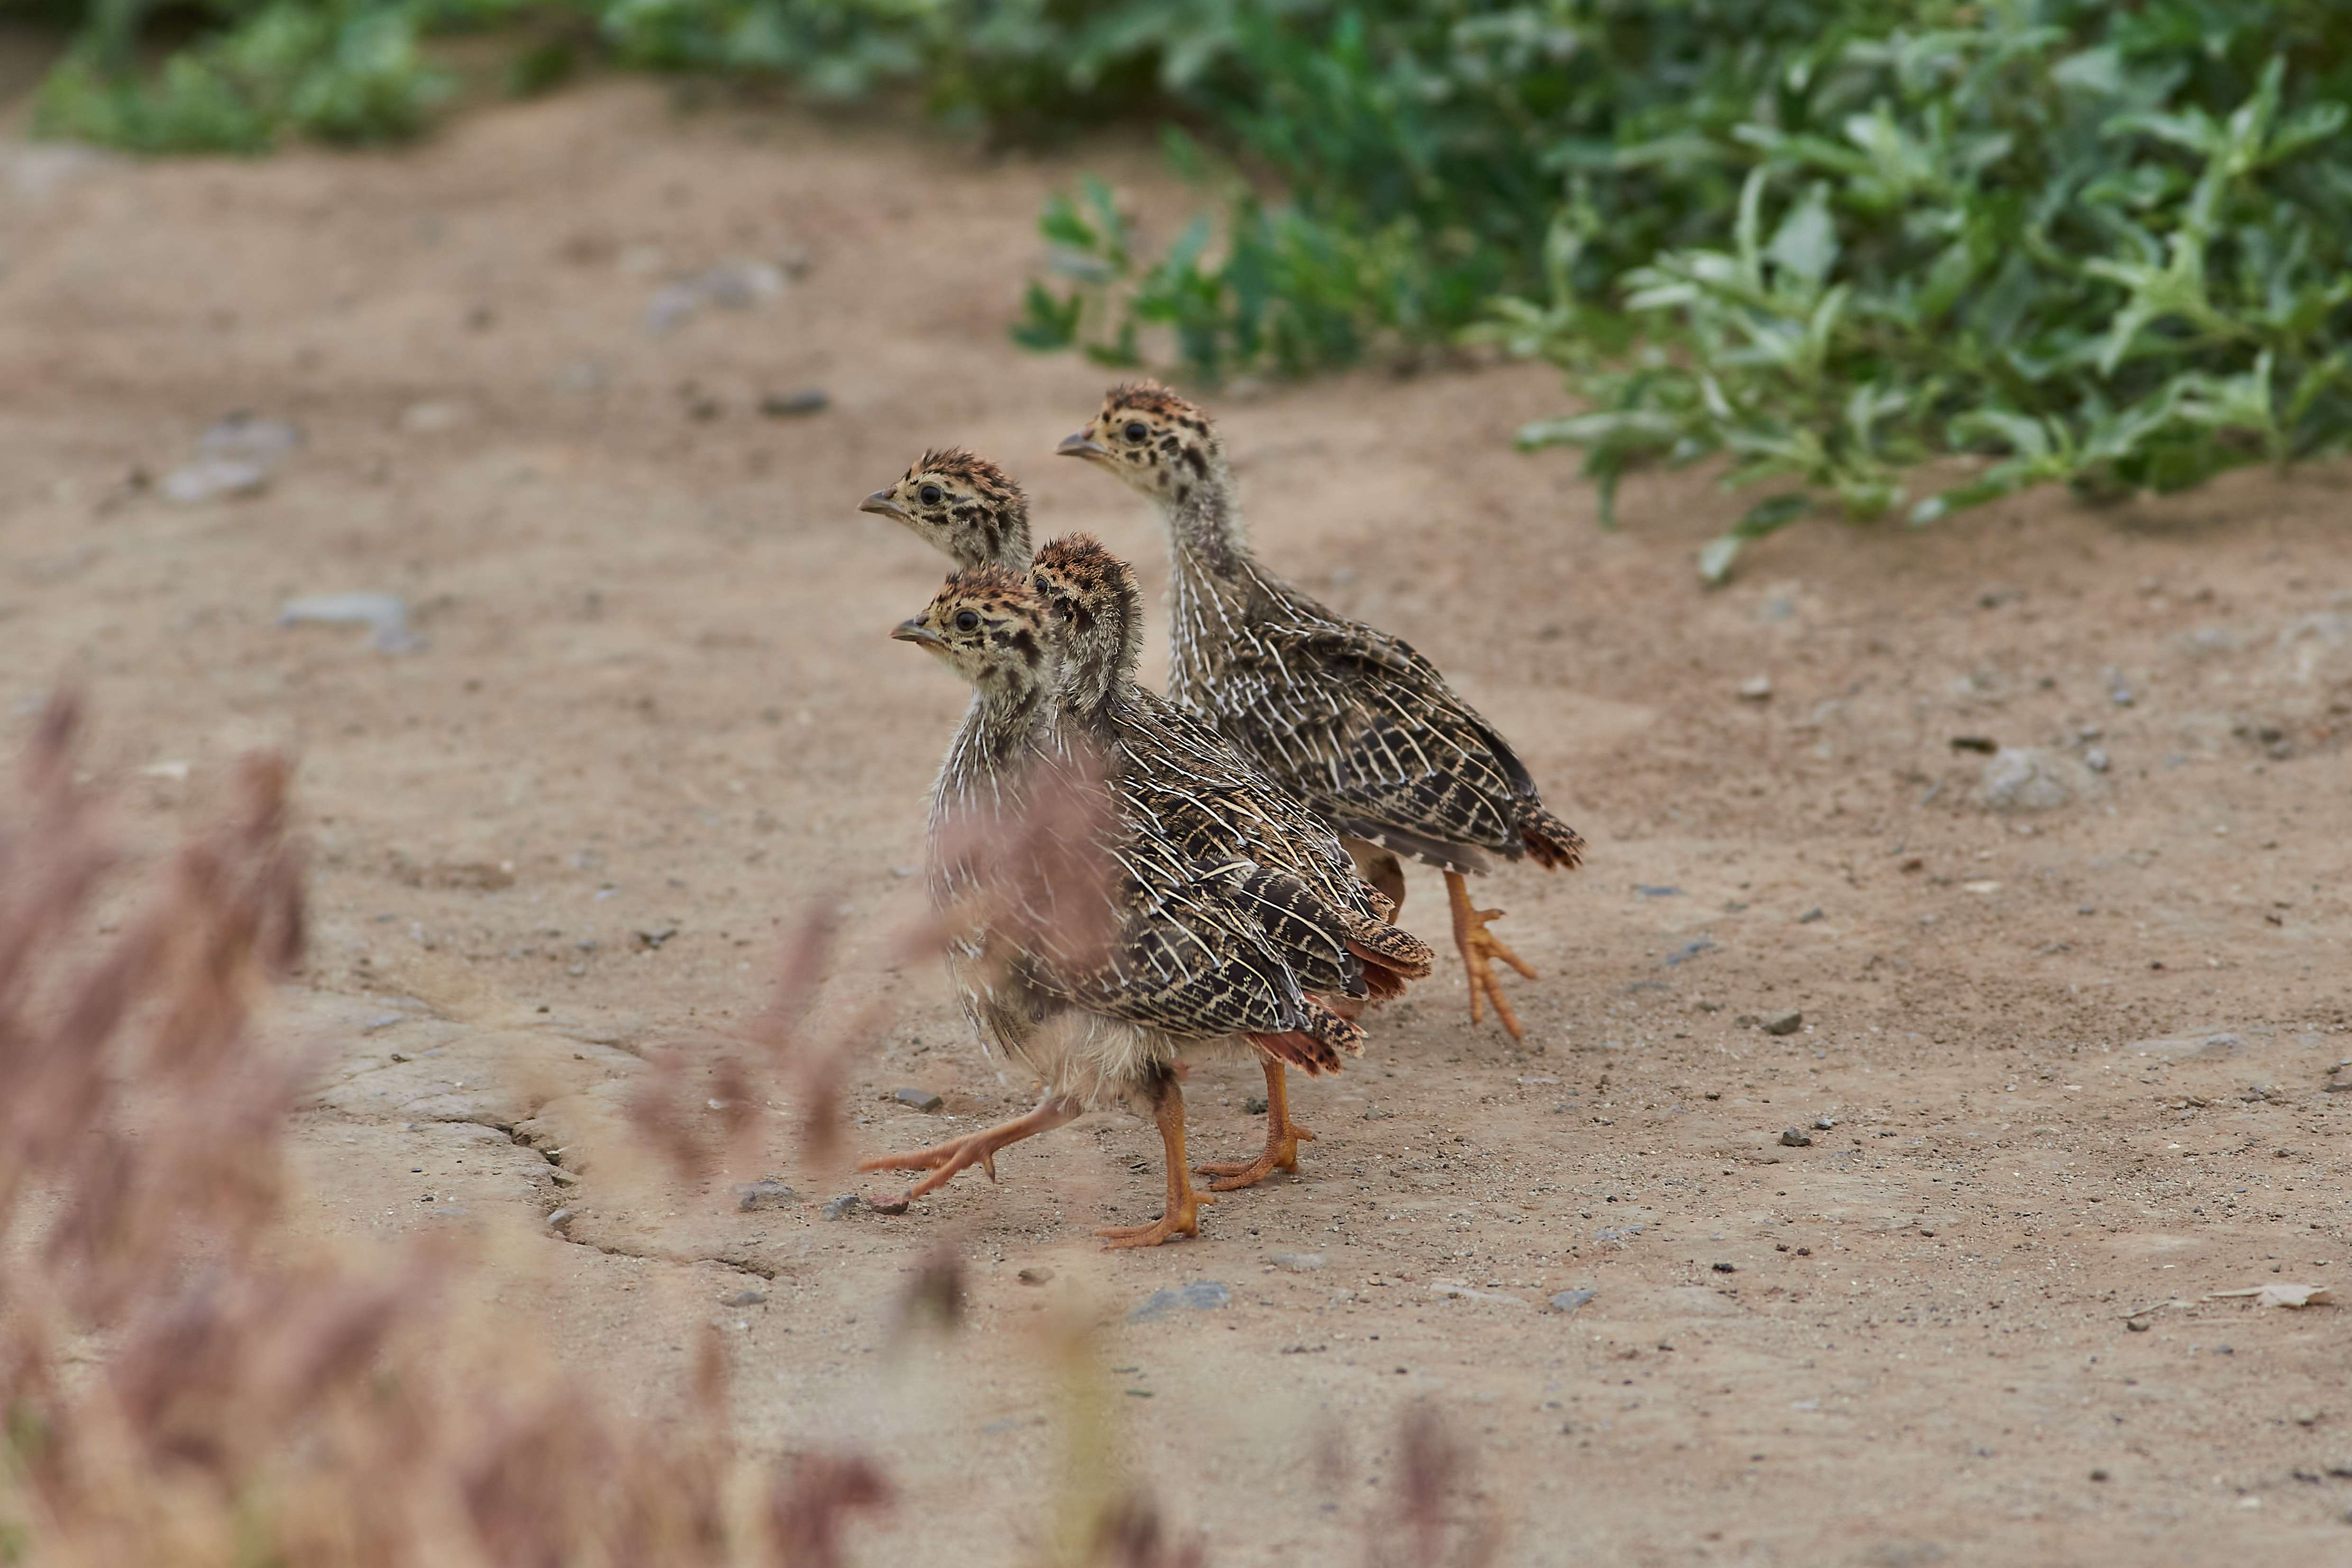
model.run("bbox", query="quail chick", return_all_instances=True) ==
[862,450,1431,1188]
[1060,383,1585,1041]
[1029,534,1432,1190]
[867,566,1371,1246]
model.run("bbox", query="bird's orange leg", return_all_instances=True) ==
[1446,870,1536,1042]
[1097,1071,1213,1248]
[858,1096,1079,1200]
[1195,1056,1315,1191]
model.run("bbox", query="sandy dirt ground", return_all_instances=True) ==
[5,79,2351,1567]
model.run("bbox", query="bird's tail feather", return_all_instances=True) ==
[1519,805,1586,871]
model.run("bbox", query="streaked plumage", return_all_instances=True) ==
[866,565,1374,1244]
[1030,534,1436,1188]
[1061,382,1585,1039]
[861,449,1433,1184]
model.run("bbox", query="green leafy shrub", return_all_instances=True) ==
[1511,7,2352,577]
[1016,0,2352,574]
[26,0,2352,567]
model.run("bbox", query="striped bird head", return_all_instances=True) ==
[1056,380,1224,505]
[1029,533,1145,713]
[892,565,1055,704]
[860,448,1032,571]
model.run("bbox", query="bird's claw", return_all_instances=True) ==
[1095,1189,1214,1248]
[1195,1120,1315,1190]
[1453,899,1536,1042]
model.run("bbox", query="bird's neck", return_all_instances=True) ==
[1055,644,1119,722]
[1159,460,1247,583]
[970,679,1051,757]
[991,518,1034,573]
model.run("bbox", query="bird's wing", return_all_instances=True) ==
[1118,691,1372,921]
[1215,593,1537,862]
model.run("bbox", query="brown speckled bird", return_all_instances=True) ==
[1060,383,1585,1040]
[863,566,1374,1246]
[1028,534,1432,1188]
[862,450,1431,1188]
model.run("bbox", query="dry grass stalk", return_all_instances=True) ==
[0,696,892,1566]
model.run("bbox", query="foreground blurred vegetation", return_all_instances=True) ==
[27,0,2352,569]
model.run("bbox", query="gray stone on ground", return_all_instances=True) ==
[1976,746,2099,812]
[1271,1252,1325,1273]
[2131,1031,2244,1062]
[822,1193,863,1221]
[1780,1128,1813,1148]
[162,413,305,505]
[280,591,421,654]
[735,1178,799,1211]
[1548,1288,1595,1314]
[1129,1280,1231,1322]
[759,388,829,417]
[1760,1009,1803,1036]
[893,1087,944,1112]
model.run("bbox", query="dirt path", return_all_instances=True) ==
[4,81,2348,1566]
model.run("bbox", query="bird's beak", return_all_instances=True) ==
[860,489,911,522]
[891,619,944,648]
[1057,430,1110,461]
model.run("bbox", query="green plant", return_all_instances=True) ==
[1515,9,2352,579]
[1012,0,2352,577]
[36,0,473,149]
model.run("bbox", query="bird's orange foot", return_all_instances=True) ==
[1096,1188,1213,1249]
[1196,1117,1314,1192]
[856,1133,1003,1199]
[856,1097,1078,1201]
[1447,872,1537,1042]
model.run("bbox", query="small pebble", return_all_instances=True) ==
[1271,1252,1326,1273]
[163,456,271,503]
[1130,1280,1232,1322]
[1812,1115,1834,1130]
[758,387,830,418]
[1738,675,1773,702]
[894,1087,945,1112]
[1243,1094,1269,1115]
[1797,908,1823,923]
[1780,1129,1813,1148]
[279,591,421,654]
[724,1287,768,1307]
[1711,1262,1737,1274]
[2126,1318,2151,1332]
[1760,1009,1803,1036]
[546,1208,574,1230]
[1548,1288,1596,1315]
[735,1178,799,1212]
[1017,1267,1053,1285]
[822,1194,863,1221]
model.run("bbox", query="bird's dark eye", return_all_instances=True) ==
[918,483,944,506]
[1122,421,1148,444]
[954,610,979,632]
